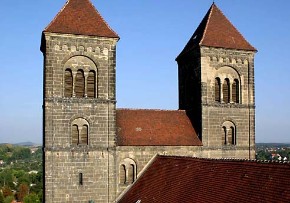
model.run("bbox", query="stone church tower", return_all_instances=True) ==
[41,0,119,202]
[41,1,257,202]
[176,3,257,159]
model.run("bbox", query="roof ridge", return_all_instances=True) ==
[157,155,290,165]
[87,0,118,37]
[43,0,119,38]
[201,3,256,51]
[199,3,214,46]
[44,0,70,32]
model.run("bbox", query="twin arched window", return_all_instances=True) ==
[215,77,240,103]
[64,69,96,98]
[222,121,236,146]
[120,158,137,185]
[72,118,89,145]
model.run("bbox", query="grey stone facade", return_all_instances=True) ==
[177,46,256,159]
[42,33,118,202]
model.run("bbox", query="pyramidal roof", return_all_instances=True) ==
[177,3,256,59]
[44,0,119,38]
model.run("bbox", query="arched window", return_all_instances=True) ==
[120,165,126,184]
[71,118,89,145]
[215,77,221,102]
[80,125,88,145]
[87,70,96,98]
[128,164,135,183]
[230,126,236,145]
[120,158,137,185]
[75,70,85,97]
[72,125,79,145]
[223,126,227,145]
[222,121,236,146]
[232,79,239,103]
[223,78,230,103]
[64,69,73,97]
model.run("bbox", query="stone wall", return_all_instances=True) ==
[42,33,118,203]
[200,47,256,159]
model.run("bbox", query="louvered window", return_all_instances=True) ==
[87,70,96,98]
[72,125,79,145]
[80,125,88,145]
[75,70,85,97]
[120,165,126,184]
[232,79,239,103]
[223,79,230,103]
[64,69,73,97]
[215,77,221,102]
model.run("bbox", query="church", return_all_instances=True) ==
[41,0,290,202]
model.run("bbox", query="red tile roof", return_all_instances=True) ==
[116,109,202,146]
[177,3,256,59]
[44,0,119,38]
[118,156,290,203]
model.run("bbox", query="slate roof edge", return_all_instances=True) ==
[117,108,185,112]
[42,31,119,39]
[157,155,290,165]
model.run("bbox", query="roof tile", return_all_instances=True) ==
[118,156,290,203]
[116,109,202,146]
[44,0,119,38]
[177,3,256,59]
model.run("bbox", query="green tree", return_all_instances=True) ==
[23,193,40,203]
[10,147,31,161]
[0,170,15,189]
[256,150,271,160]
[3,196,13,203]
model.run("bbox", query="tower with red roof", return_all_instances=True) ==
[176,3,256,158]
[41,0,119,202]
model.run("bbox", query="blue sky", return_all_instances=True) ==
[0,0,289,144]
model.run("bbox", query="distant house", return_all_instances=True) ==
[28,170,38,175]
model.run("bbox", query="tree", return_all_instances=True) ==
[3,196,13,203]
[17,183,29,202]
[23,193,40,203]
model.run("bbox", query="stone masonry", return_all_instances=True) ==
[41,33,118,202]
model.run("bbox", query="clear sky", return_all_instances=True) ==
[0,0,289,144]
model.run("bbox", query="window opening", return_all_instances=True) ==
[64,69,73,97]
[75,70,85,97]
[79,173,83,185]
[223,78,230,103]
[215,77,221,102]
[87,70,96,98]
